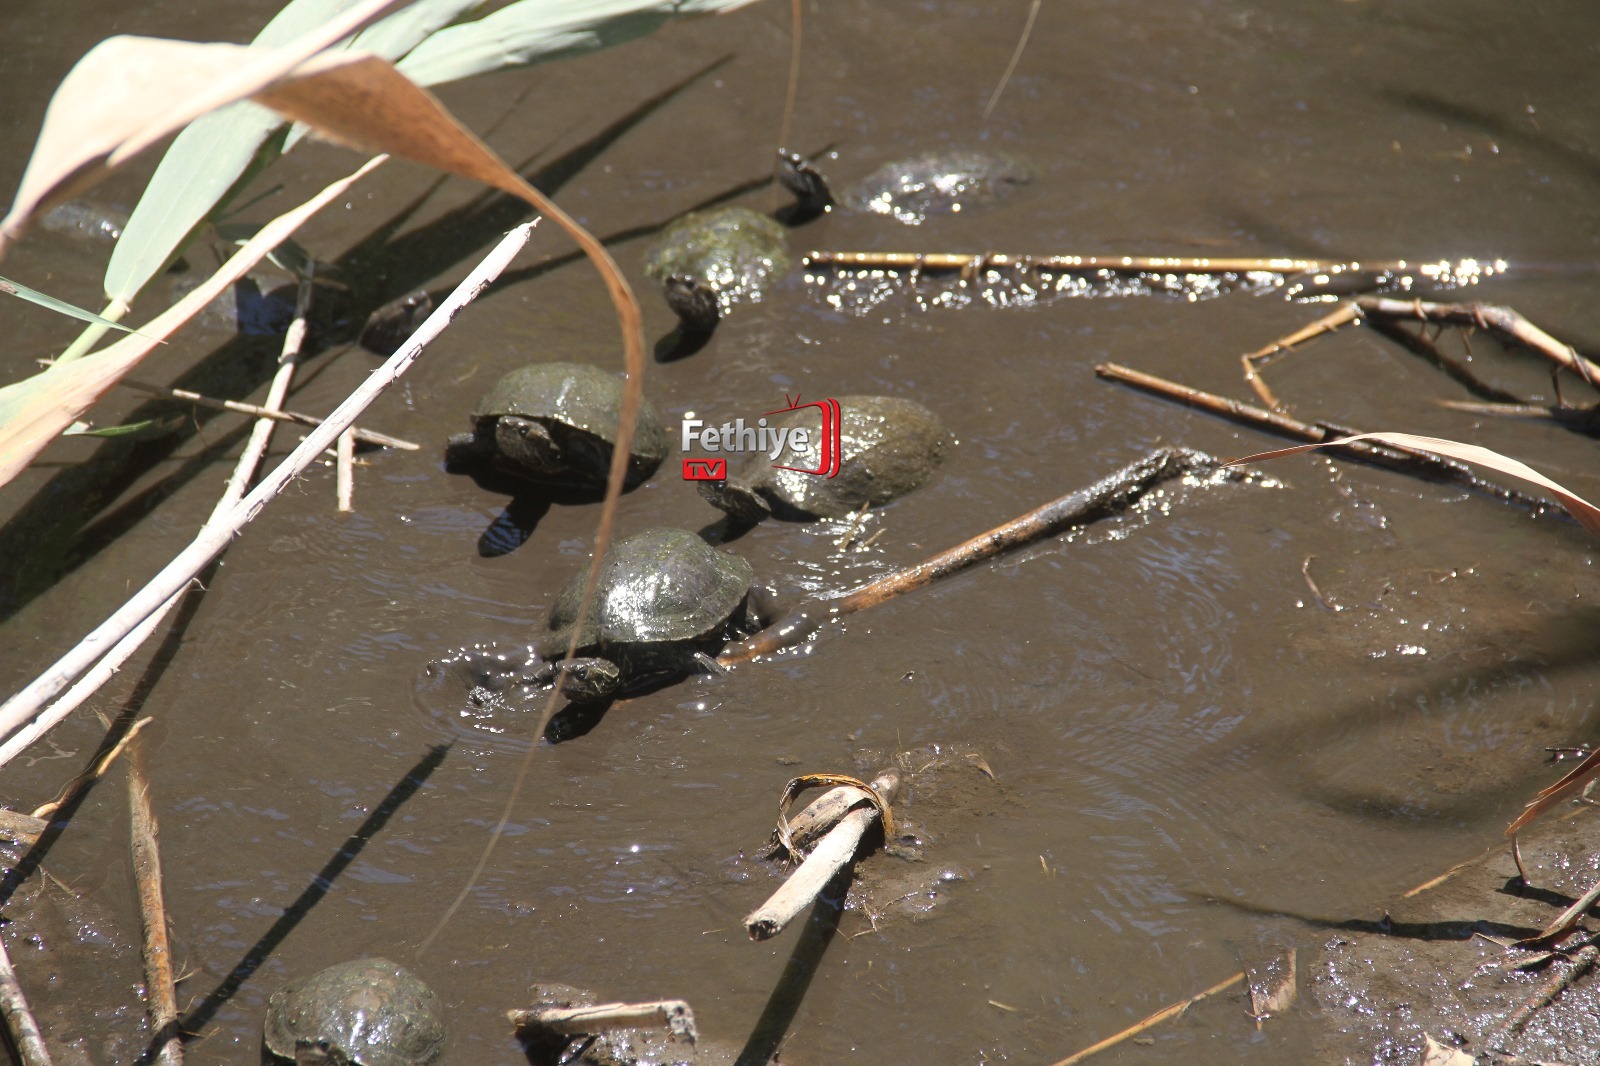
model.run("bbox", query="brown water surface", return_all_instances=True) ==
[3,1,1600,1062]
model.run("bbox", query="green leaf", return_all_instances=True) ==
[63,415,186,439]
[398,0,755,87]
[0,275,143,333]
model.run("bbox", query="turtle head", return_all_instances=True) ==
[662,275,721,335]
[697,477,772,525]
[777,149,837,216]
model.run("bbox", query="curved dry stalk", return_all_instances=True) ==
[0,222,537,769]
[128,738,181,1066]
[983,0,1041,120]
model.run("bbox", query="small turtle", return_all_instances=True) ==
[533,527,758,703]
[699,396,953,523]
[445,362,668,490]
[642,207,791,334]
[778,147,1032,225]
[263,957,446,1066]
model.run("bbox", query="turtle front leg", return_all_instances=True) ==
[553,656,623,703]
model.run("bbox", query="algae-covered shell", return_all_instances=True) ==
[545,527,754,649]
[450,362,668,488]
[700,396,952,522]
[263,957,446,1066]
[642,207,790,321]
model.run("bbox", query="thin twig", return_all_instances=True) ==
[1357,296,1600,387]
[1095,362,1557,513]
[1239,302,1360,410]
[0,222,538,768]
[983,0,1041,120]
[30,717,153,819]
[721,448,1229,666]
[1049,971,1245,1066]
[128,737,181,1066]
[117,378,418,450]
[0,930,53,1066]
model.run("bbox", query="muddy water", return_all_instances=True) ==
[3,1,1600,1062]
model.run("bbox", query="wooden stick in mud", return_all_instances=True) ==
[1356,295,1600,387]
[1485,939,1600,1052]
[128,738,182,1066]
[1095,363,1556,513]
[744,771,900,942]
[0,221,539,769]
[720,447,1227,666]
[117,378,419,450]
[508,999,698,1043]
[1048,971,1245,1066]
[0,932,53,1066]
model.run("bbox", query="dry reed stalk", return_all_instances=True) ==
[508,999,697,1043]
[117,378,418,450]
[721,448,1224,666]
[1356,296,1600,386]
[336,427,355,512]
[30,716,153,819]
[744,771,900,942]
[1049,971,1244,1066]
[0,221,536,769]
[128,738,181,1065]
[1095,363,1551,512]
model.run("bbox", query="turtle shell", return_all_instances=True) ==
[845,148,1031,225]
[263,957,446,1066]
[642,207,790,317]
[700,396,952,521]
[472,362,668,464]
[546,528,754,649]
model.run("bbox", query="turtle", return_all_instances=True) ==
[777,147,1032,225]
[263,957,446,1066]
[444,362,669,490]
[532,527,758,703]
[699,396,953,523]
[642,206,791,334]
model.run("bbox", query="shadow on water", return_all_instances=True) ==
[1203,891,1542,943]
[0,57,741,626]
[144,744,449,1064]
[734,876,848,1066]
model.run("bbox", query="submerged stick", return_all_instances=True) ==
[1049,971,1244,1066]
[721,447,1226,665]
[508,999,697,1043]
[0,932,53,1066]
[117,378,418,450]
[128,739,181,1066]
[1095,363,1555,513]
[0,222,538,768]
[745,771,900,942]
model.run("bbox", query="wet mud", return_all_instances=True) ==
[3,0,1600,1063]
